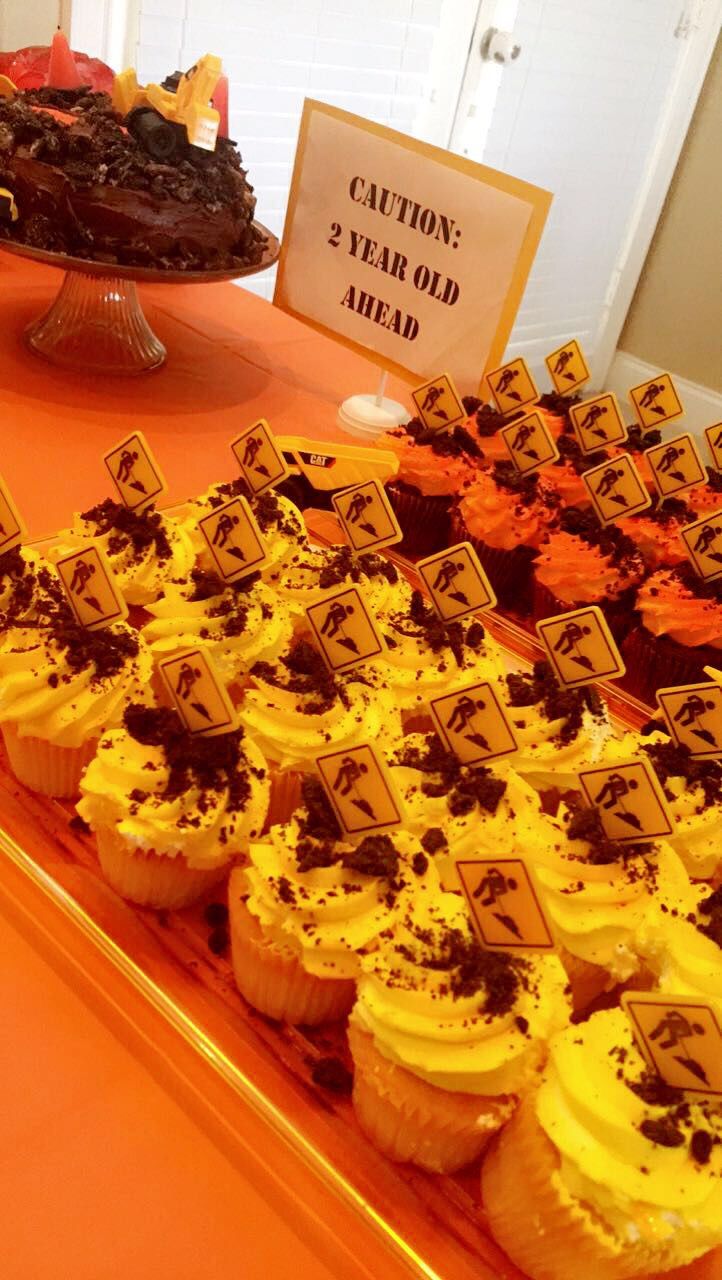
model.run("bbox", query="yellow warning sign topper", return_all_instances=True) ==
[645,433,706,500]
[569,393,628,456]
[680,509,722,583]
[157,647,237,737]
[656,683,722,760]
[545,338,591,395]
[704,423,722,473]
[0,472,27,556]
[578,757,674,844]
[54,544,128,631]
[500,410,559,475]
[429,680,518,766]
[306,585,385,674]
[629,372,684,430]
[486,357,538,415]
[623,992,722,1098]
[198,495,268,584]
[231,418,291,496]
[582,452,651,524]
[456,858,554,952]
[104,431,168,513]
[411,372,465,433]
[417,541,496,622]
[315,743,404,836]
[331,478,402,554]
[536,605,625,689]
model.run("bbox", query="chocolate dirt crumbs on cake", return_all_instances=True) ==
[123,702,254,811]
[642,740,722,808]
[296,776,342,842]
[564,802,653,869]
[253,638,346,714]
[393,415,484,458]
[396,918,524,1013]
[506,658,605,745]
[318,545,398,591]
[48,610,139,682]
[394,732,507,815]
[80,498,173,562]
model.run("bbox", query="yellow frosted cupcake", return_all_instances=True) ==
[348,892,570,1173]
[483,1008,722,1280]
[229,776,438,1025]
[78,702,270,909]
[640,883,722,1014]
[50,498,197,606]
[0,604,152,798]
[0,545,65,635]
[141,566,293,690]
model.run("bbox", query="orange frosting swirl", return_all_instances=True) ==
[637,567,722,648]
[535,531,643,604]
[378,430,477,497]
[457,469,558,551]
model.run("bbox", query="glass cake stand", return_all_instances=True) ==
[0,221,280,376]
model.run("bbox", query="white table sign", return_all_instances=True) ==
[274,101,551,392]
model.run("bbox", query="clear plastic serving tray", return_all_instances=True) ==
[0,511,663,1280]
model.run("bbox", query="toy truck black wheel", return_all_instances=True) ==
[127,106,181,161]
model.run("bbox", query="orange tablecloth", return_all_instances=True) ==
[0,253,411,537]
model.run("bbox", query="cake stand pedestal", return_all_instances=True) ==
[0,222,280,376]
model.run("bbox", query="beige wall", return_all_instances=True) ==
[0,1,69,48]
[620,31,722,393]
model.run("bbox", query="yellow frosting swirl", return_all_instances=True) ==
[536,1008,722,1257]
[0,547,65,642]
[351,893,570,1095]
[498,666,612,789]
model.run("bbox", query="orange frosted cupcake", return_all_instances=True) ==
[451,460,561,611]
[547,433,611,507]
[379,414,484,555]
[622,563,722,704]
[482,1008,722,1280]
[532,506,645,641]
[620,495,697,570]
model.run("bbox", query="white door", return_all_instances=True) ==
[449,0,722,384]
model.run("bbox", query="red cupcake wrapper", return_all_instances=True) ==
[385,482,451,557]
[532,580,636,645]
[449,511,537,615]
[620,626,722,707]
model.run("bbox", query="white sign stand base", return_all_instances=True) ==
[338,371,408,440]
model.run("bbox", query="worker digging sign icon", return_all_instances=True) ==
[416,541,496,622]
[629,372,684,430]
[544,338,591,395]
[306,585,385,673]
[455,858,554,951]
[331,477,403,553]
[569,392,628,456]
[578,758,674,843]
[657,683,722,759]
[582,452,651,524]
[645,434,706,499]
[197,495,269,583]
[680,508,722,583]
[622,993,722,1097]
[315,743,404,835]
[704,423,722,473]
[103,431,168,513]
[410,372,466,433]
[54,545,128,630]
[157,647,237,736]
[0,472,26,555]
[485,357,539,415]
[429,680,518,766]
[231,419,291,496]
[536,605,625,689]
[500,410,559,475]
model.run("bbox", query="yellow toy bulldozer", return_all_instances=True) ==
[112,53,222,161]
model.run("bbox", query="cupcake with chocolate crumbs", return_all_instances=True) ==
[0,546,65,641]
[620,493,698,570]
[622,561,722,703]
[379,413,484,555]
[548,433,610,508]
[639,735,722,880]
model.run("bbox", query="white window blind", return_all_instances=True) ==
[135,0,448,296]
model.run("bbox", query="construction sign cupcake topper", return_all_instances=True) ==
[577,758,674,844]
[704,423,722,472]
[315,743,404,835]
[680,509,722,583]
[416,541,496,621]
[429,680,518,766]
[486,357,538,415]
[231,419,291,496]
[411,373,465,433]
[156,647,237,737]
[623,992,722,1098]
[656,683,722,760]
[0,473,27,555]
[54,544,128,630]
[197,495,268,583]
[544,338,591,395]
[456,858,554,952]
[104,431,168,513]
[331,478,402,554]
[536,605,625,689]
[645,434,706,500]
[569,393,628,456]
[306,585,386,673]
[629,372,684,430]
[500,410,559,475]
[582,452,651,523]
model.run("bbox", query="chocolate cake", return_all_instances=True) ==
[0,86,265,270]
